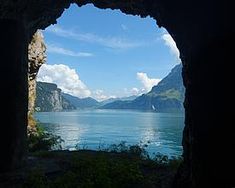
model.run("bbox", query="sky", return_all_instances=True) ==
[37,4,180,101]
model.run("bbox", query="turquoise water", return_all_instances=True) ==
[35,109,184,157]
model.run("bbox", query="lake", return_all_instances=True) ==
[35,109,184,157]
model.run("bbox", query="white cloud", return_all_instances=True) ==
[92,90,116,101]
[131,87,140,95]
[37,64,91,98]
[47,44,93,57]
[46,25,143,49]
[121,87,147,97]
[162,33,180,61]
[137,72,161,92]
[93,90,108,101]
[119,74,160,97]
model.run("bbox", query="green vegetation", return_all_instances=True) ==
[27,123,64,152]
[25,124,182,188]
[147,89,182,100]
[23,149,181,188]
[102,141,149,159]
[24,137,182,188]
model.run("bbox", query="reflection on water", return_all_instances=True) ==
[35,109,184,157]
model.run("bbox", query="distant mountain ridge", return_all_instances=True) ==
[62,93,100,109]
[100,64,185,112]
[62,93,137,109]
[35,82,137,111]
[100,95,137,105]
[36,64,184,112]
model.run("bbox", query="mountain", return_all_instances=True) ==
[100,95,137,105]
[62,93,137,109]
[35,82,75,112]
[35,64,184,112]
[120,95,138,101]
[100,64,185,112]
[62,93,100,109]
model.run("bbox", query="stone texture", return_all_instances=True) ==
[0,1,234,187]
[35,82,76,112]
[28,30,46,133]
[28,31,46,82]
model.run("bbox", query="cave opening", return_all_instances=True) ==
[0,0,233,187]
[30,3,185,158]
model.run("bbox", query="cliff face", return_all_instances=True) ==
[35,82,75,112]
[28,31,46,132]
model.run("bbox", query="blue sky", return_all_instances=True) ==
[37,4,180,100]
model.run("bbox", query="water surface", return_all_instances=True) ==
[35,109,184,157]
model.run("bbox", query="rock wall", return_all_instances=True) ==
[35,82,75,112]
[0,19,28,172]
[28,30,46,133]
[0,1,233,187]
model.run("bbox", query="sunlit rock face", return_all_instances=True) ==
[0,1,233,187]
[28,30,46,134]
[28,31,46,82]
[35,82,76,112]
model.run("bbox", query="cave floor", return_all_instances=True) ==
[0,150,179,188]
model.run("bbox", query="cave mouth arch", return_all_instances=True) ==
[32,3,185,157]
[0,0,232,187]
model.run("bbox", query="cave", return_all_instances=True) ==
[0,0,233,187]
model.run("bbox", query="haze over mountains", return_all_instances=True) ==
[101,64,184,112]
[35,64,184,112]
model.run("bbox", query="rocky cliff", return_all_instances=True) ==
[28,30,46,132]
[35,82,75,112]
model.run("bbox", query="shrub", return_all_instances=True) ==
[105,141,149,159]
[28,123,64,152]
